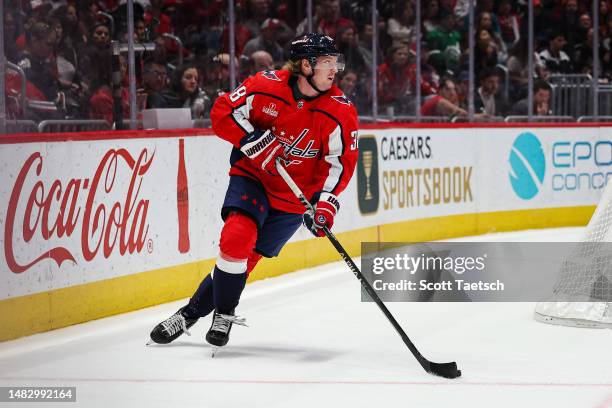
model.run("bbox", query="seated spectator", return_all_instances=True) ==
[426,10,461,73]
[89,54,130,124]
[151,64,210,119]
[552,0,581,49]
[423,0,441,34]
[79,23,111,90]
[496,0,520,48]
[377,44,413,114]
[296,1,323,36]
[204,53,239,98]
[142,59,168,109]
[573,27,598,74]
[336,25,369,74]
[476,11,507,62]
[421,76,468,117]
[357,23,378,68]
[241,18,285,68]
[474,68,507,116]
[337,69,369,114]
[221,5,253,56]
[240,0,295,45]
[408,43,440,97]
[317,0,356,39]
[244,0,272,37]
[16,22,59,102]
[250,50,275,73]
[506,37,547,101]
[387,1,417,47]
[538,31,574,75]
[4,11,19,63]
[474,28,499,77]
[576,12,593,45]
[510,80,552,116]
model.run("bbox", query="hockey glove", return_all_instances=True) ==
[240,129,285,176]
[303,192,340,237]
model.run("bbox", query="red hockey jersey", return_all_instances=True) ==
[211,69,359,214]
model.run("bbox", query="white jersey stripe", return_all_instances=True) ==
[323,125,344,193]
[231,95,255,133]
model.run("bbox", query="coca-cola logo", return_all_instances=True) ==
[4,148,154,273]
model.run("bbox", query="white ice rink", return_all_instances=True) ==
[1,227,611,408]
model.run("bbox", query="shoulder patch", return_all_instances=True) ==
[331,94,352,106]
[262,70,282,81]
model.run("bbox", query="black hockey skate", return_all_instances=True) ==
[148,306,198,345]
[205,311,247,353]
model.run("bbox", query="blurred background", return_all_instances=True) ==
[3,0,612,133]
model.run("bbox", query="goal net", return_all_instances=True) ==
[534,182,612,328]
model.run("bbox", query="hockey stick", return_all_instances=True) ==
[275,158,461,379]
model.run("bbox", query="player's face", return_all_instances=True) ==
[310,55,345,91]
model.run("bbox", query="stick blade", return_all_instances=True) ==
[426,361,461,379]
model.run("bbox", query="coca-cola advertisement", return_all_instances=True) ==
[0,136,231,301]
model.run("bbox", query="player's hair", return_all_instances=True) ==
[282,60,301,74]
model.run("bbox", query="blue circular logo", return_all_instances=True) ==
[509,132,546,200]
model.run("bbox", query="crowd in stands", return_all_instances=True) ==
[4,0,612,124]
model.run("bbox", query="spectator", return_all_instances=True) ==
[203,53,238,100]
[511,80,553,116]
[144,0,173,37]
[296,1,324,36]
[538,31,573,75]
[408,43,440,97]
[552,0,581,48]
[474,68,507,116]
[217,3,251,58]
[142,59,168,109]
[242,18,285,68]
[357,23,378,68]
[496,0,520,47]
[602,14,612,78]
[474,28,499,77]
[421,76,469,117]
[573,27,599,74]
[476,11,507,62]
[250,50,275,73]
[335,25,369,74]
[16,22,59,102]
[4,11,19,63]
[573,12,593,46]
[377,44,413,114]
[79,23,111,90]
[317,0,356,39]
[55,4,85,51]
[507,37,547,101]
[387,1,417,47]
[150,65,210,118]
[337,68,369,113]
[244,0,272,37]
[423,0,441,34]
[89,53,129,124]
[426,10,461,73]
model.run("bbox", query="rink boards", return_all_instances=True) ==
[1,123,610,341]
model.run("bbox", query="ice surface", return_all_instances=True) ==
[0,227,611,408]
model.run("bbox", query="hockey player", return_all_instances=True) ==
[149,33,359,350]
